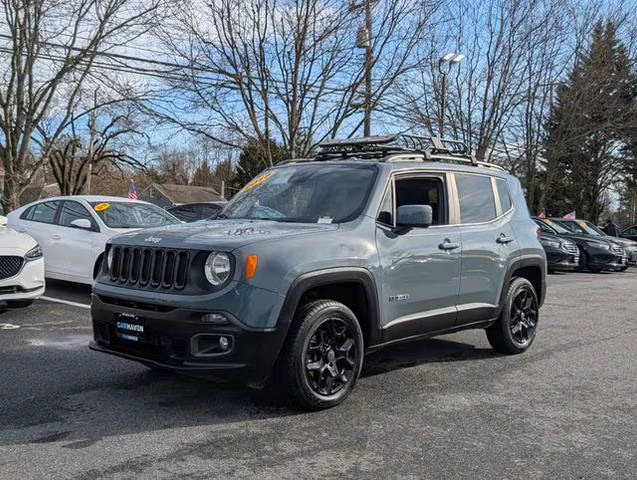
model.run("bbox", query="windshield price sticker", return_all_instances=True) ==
[241,171,276,193]
[95,202,110,211]
[317,216,333,224]
[545,219,553,225]
[579,221,587,228]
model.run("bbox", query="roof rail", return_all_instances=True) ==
[315,134,504,171]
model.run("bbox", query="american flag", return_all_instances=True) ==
[537,210,546,219]
[562,210,576,219]
[128,179,138,200]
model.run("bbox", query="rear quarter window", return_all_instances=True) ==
[21,201,60,223]
[495,178,512,212]
[456,173,497,224]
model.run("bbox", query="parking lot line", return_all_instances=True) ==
[40,296,90,309]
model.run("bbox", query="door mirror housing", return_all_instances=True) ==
[70,218,93,230]
[396,205,433,229]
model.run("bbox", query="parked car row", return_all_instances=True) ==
[533,217,637,273]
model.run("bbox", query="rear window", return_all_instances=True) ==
[22,201,60,224]
[456,174,496,224]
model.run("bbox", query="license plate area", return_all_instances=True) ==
[115,313,146,342]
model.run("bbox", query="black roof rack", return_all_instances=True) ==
[313,134,504,171]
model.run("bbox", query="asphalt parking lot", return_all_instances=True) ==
[1,272,636,479]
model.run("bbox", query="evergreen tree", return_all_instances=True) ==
[541,20,634,221]
[191,161,215,187]
[233,138,287,191]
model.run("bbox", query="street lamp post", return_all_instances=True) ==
[438,52,464,137]
[353,0,373,136]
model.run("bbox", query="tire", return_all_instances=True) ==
[486,277,539,354]
[577,248,588,272]
[619,266,628,272]
[6,299,34,308]
[278,300,364,410]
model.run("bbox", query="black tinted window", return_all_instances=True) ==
[496,178,512,212]
[456,174,496,224]
[169,205,201,222]
[26,201,60,223]
[201,204,222,218]
[59,201,94,227]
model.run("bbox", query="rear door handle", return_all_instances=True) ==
[51,234,61,240]
[439,239,460,250]
[496,234,514,244]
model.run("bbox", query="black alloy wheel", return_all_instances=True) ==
[304,318,357,396]
[486,277,539,354]
[279,299,364,409]
[509,286,538,348]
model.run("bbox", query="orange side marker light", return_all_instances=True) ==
[245,255,258,279]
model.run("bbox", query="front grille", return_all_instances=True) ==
[0,256,24,280]
[563,244,578,255]
[611,245,624,256]
[108,246,192,291]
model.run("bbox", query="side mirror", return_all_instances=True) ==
[70,218,93,230]
[396,205,433,230]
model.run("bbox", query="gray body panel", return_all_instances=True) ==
[92,158,546,378]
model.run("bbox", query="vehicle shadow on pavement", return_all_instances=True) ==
[362,337,497,378]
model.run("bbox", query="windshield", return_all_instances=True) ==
[90,201,180,228]
[221,163,377,223]
[554,219,601,236]
[540,219,571,234]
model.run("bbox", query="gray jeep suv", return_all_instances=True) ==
[90,135,546,409]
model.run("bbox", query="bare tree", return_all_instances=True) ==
[0,0,162,211]
[148,0,440,164]
[46,101,144,195]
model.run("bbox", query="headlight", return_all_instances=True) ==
[25,244,43,261]
[204,252,232,286]
[586,241,610,250]
[541,239,560,248]
[106,247,114,269]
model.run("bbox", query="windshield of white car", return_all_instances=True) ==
[220,163,377,223]
[89,202,179,228]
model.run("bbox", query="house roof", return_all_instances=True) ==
[145,183,222,204]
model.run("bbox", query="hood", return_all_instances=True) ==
[0,225,37,252]
[606,236,636,247]
[109,219,340,250]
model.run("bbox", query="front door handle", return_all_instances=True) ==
[439,239,460,250]
[496,234,514,244]
[51,234,61,240]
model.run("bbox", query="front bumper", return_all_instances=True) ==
[588,252,627,271]
[89,284,289,384]
[0,257,45,301]
[545,248,579,271]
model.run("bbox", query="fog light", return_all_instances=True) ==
[201,313,229,325]
[219,336,230,351]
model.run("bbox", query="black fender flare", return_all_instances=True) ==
[275,267,382,348]
[497,254,547,316]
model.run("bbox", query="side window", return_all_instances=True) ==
[59,201,95,228]
[395,176,447,225]
[456,173,496,224]
[26,201,60,224]
[495,178,512,212]
[377,184,393,225]
[624,227,637,236]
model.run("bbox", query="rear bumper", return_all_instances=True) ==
[89,292,289,384]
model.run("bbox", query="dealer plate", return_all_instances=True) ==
[115,313,145,341]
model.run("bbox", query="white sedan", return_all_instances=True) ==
[0,225,45,307]
[7,196,180,285]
